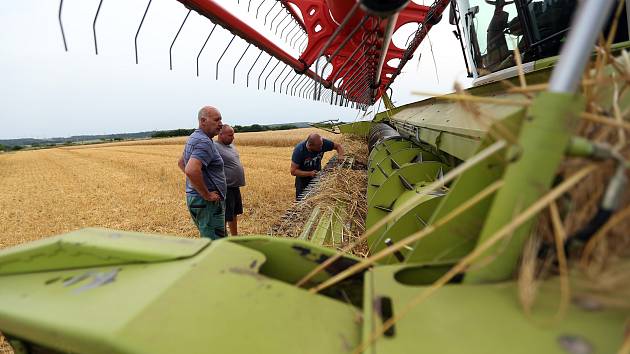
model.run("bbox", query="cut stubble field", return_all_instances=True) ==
[0,128,338,249]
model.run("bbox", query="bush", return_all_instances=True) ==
[151,129,195,138]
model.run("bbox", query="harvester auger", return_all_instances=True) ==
[2,0,630,353]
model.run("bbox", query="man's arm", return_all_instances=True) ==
[333,142,345,160]
[184,157,220,201]
[178,155,185,173]
[290,162,317,177]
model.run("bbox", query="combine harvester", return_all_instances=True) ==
[1,0,629,352]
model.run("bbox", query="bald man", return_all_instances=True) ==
[216,125,246,236]
[290,133,344,199]
[178,106,227,240]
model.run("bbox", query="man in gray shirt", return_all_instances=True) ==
[178,106,227,240]
[216,125,246,236]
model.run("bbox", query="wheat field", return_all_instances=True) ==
[0,128,338,250]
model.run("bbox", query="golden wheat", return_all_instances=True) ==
[0,128,339,249]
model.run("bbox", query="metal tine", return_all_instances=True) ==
[337,56,370,101]
[283,72,299,94]
[288,25,303,47]
[290,74,307,95]
[344,70,369,99]
[284,22,300,43]
[282,21,299,42]
[58,0,68,51]
[258,56,274,89]
[233,43,252,84]
[135,0,152,64]
[306,84,317,100]
[255,0,267,18]
[300,78,314,98]
[345,76,365,106]
[247,50,264,87]
[335,52,366,100]
[299,77,312,97]
[349,77,371,105]
[302,80,314,98]
[269,5,285,31]
[169,9,192,70]
[312,2,361,99]
[264,59,282,90]
[263,2,279,25]
[92,0,104,55]
[248,0,254,12]
[274,11,291,34]
[299,36,309,52]
[279,14,296,37]
[317,15,368,99]
[320,15,368,76]
[274,65,291,92]
[301,79,315,99]
[217,34,236,80]
[309,57,325,100]
[196,24,217,77]
[328,37,370,103]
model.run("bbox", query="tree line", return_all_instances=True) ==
[151,124,298,138]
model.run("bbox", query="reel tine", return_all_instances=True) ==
[274,64,290,93]
[58,0,68,51]
[169,9,191,70]
[269,6,284,31]
[134,0,152,64]
[281,21,298,41]
[255,0,267,18]
[92,0,104,55]
[217,34,237,80]
[233,42,252,84]
[263,2,278,26]
[247,49,264,87]
[264,59,282,90]
[278,12,294,36]
[196,23,217,77]
[258,55,274,90]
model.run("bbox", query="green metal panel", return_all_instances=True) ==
[389,93,520,161]
[368,138,416,167]
[366,162,448,251]
[405,112,525,264]
[465,93,583,283]
[367,148,436,199]
[0,228,209,275]
[374,186,444,264]
[362,264,628,354]
[229,236,361,285]
[0,235,360,353]
[338,121,374,137]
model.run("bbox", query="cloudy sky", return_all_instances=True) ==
[0,0,471,139]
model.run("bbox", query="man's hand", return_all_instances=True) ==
[202,191,221,202]
[308,170,317,177]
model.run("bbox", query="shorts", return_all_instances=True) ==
[225,187,243,222]
[186,195,226,240]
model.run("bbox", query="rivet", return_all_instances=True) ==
[558,335,593,354]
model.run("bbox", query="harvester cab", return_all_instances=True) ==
[1,0,630,353]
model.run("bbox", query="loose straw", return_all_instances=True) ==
[310,180,504,293]
[581,204,630,267]
[295,140,508,287]
[353,164,597,354]
[581,112,630,131]
[549,201,571,322]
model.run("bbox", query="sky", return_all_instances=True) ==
[0,0,471,139]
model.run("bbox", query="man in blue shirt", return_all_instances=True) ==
[178,106,227,240]
[290,133,344,200]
